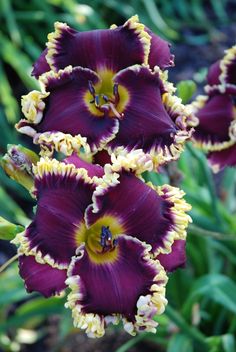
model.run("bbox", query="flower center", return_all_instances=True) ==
[88,81,124,119]
[100,226,118,253]
[75,215,124,264]
[84,69,130,119]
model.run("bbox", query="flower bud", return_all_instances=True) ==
[0,144,39,190]
[0,216,24,241]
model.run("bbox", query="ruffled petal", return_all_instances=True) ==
[13,158,95,268]
[208,144,236,173]
[207,61,221,86]
[45,16,151,73]
[192,93,235,150]
[65,154,104,178]
[157,239,186,272]
[17,66,118,153]
[86,172,191,256]
[32,48,51,78]
[219,45,236,86]
[147,29,174,70]
[19,254,67,297]
[65,236,167,337]
[108,65,191,164]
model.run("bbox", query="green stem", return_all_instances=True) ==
[189,224,236,242]
[165,305,208,348]
[187,143,223,230]
[115,333,148,352]
[0,253,19,273]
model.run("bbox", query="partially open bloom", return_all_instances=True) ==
[16,16,194,168]
[13,156,191,337]
[192,45,236,172]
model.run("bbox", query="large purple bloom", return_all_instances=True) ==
[13,156,191,337]
[16,16,193,167]
[192,45,236,172]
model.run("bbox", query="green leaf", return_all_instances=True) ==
[165,305,207,348]
[183,274,236,318]
[177,80,197,103]
[168,333,193,352]
[222,334,235,352]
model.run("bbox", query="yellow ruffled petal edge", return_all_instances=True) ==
[16,89,49,137]
[65,236,168,338]
[16,67,92,158]
[45,16,151,72]
[148,183,192,257]
[191,94,236,152]
[20,90,49,124]
[85,150,154,217]
[12,157,100,269]
[104,86,195,170]
[19,65,119,156]
[35,132,90,157]
[39,67,119,155]
[108,149,154,175]
[219,45,236,85]
[86,163,191,257]
[46,21,71,71]
[12,230,68,269]
[121,15,151,66]
[107,135,189,172]
[204,46,236,94]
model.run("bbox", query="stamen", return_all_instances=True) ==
[88,80,95,96]
[100,226,117,252]
[95,95,100,107]
[87,80,123,119]
[113,83,120,105]
[102,95,109,103]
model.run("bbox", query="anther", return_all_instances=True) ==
[113,83,120,104]
[100,226,117,252]
[102,94,109,102]
[88,80,95,96]
[95,95,100,107]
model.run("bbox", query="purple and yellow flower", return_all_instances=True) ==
[16,16,194,168]
[13,155,191,337]
[192,45,236,172]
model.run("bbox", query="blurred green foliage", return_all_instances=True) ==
[0,1,236,352]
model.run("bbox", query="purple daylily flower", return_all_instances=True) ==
[16,16,194,167]
[192,44,236,172]
[14,155,191,337]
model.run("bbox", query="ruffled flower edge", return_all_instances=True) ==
[149,183,192,257]
[65,237,168,338]
[191,94,236,152]
[19,254,67,297]
[12,157,100,270]
[18,52,194,168]
[205,45,236,93]
[17,66,119,156]
[45,15,151,72]
[88,165,192,256]
[106,88,195,170]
